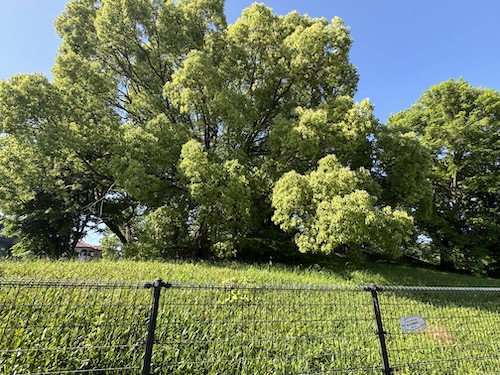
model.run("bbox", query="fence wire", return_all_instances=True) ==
[153,283,382,374]
[0,279,150,375]
[377,286,500,375]
[1,279,500,374]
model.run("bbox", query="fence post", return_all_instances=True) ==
[366,284,392,375]
[143,278,170,375]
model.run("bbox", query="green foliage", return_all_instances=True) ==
[179,140,253,256]
[267,97,375,175]
[100,233,122,260]
[113,114,190,206]
[0,75,93,257]
[390,79,500,272]
[374,126,433,218]
[272,155,414,257]
[130,203,190,259]
[7,0,496,269]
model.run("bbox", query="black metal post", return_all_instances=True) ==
[142,278,170,375]
[367,284,392,375]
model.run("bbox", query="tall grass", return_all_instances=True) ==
[1,259,500,374]
[2,258,500,286]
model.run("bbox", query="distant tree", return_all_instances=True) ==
[390,79,500,272]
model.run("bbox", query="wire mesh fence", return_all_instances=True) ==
[0,279,151,374]
[1,278,500,374]
[154,283,381,374]
[377,286,500,374]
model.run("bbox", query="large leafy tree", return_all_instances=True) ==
[0,72,132,257]
[390,79,500,272]
[52,0,228,255]
[54,0,368,257]
[164,4,365,256]
[0,0,431,259]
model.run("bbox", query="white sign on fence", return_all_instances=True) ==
[400,315,427,333]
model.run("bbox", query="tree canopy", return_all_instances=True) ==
[0,1,497,272]
[390,79,500,273]
[272,154,414,257]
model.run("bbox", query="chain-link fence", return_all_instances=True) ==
[1,278,500,374]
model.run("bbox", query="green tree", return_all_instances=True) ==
[0,71,134,257]
[272,155,415,258]
[161,4,372,256]
[390,79,500,272]
[50,0,227,254]
[0,1,431,260]
[0,74,94,257]
[50,0,366,257]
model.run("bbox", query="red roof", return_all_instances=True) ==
[76,241,101,250]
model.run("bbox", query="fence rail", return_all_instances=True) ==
[1,278,500,374]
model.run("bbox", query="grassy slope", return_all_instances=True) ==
[2,258,500,374]
[1,256,500,287]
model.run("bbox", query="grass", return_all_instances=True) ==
[2,255,500,287]
[1,257,500,374]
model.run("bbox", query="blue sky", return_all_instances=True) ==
[2,1,500,122]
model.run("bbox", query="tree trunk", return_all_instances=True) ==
[450,171,458,209]
[104,220,128,245]
[193,222,209,259]
[439,239,455,272]
[125,222,134,244]
[439,255,455,272]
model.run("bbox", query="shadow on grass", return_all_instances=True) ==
[232,247,500,288]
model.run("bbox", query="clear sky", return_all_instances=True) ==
[2,0,500,122]
[1,1,499,245]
